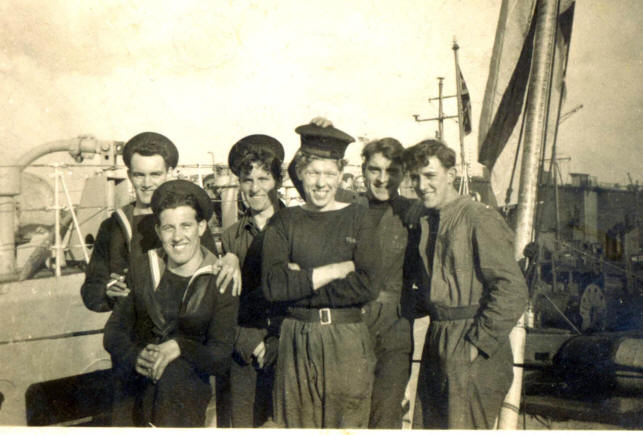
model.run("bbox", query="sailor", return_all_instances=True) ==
[404,139,528,429]
[201,173,221,233]
[221,134,288,427]
[340,172,355,190]
[80,132,234,313]
[103,179,238,427]
[307,118,415,428]
[358,137,415,428]
[261,122,380,428]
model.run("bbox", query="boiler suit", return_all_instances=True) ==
[408,196,528,429]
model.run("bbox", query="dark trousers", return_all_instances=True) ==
[215,372,232,427]
[111,358,211,427]
[369,318,412,428]
[273,318,376,428]
[230,356,275,427]
[362,300,412,429]
[413,318,513,429]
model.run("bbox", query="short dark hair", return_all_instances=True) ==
[237,149,284,185]
[152,192,204,225]
[361,137,405,169]
[404,139,456,172]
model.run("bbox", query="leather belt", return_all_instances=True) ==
[428,304,480,321]
[287,307,362,325]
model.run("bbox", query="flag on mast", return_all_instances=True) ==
[477,0,576,206]
[458,69,472,136]
[453,37,472,196]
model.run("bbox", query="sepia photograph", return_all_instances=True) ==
[0,0,642,430]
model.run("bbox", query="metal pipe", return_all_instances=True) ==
[0,136,118,279]
[15,140,80,169]
[60,174,90,263]
[437,77,445,140]
[514,0,560,257]
[15,137,108,169]
[53,166,62,277]
[0,164,20,278]
[429,93,457,101]
[499,0,561,429]
[0,196,16,279]
[197,163,203,187]
[412,114,458,122]
[105,179,116,214]
[218,170,238,230]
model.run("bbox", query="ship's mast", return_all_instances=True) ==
[412,78,458,140]
[437,77,445,139]
[499,0,562,429]
[412,40,471,195]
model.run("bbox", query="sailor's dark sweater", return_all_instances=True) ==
[261,203,380,308]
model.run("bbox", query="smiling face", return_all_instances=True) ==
[363,152,404,201]
[156,205,206,273]
[239,163,277,214]
[299,158,341,211]
[128,153,170,208]
[409,156,457,209]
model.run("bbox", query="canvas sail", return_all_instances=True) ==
[478,0,575,207]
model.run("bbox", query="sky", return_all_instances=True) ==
[1,0,642,185]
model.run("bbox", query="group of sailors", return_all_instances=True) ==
[80,117,528,429]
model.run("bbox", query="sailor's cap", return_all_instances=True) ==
[122,132,179,169]
[287,123,354,199]
[294,123,354,160]
[151,179,213,222]
[228,134,285,176]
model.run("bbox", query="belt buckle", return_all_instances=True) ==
[319,308,332,325]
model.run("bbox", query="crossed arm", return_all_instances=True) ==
[261,211,380,306]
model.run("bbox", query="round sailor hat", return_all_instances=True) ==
[151,179,213,222]
[228,134,285,176]
[122,132,179,169]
